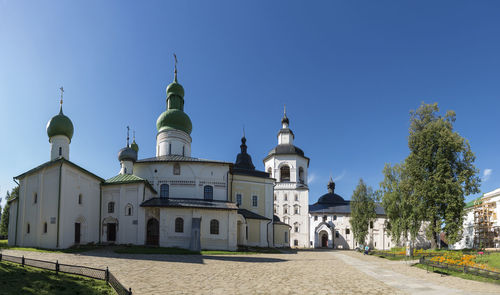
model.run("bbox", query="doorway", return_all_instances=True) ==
[107,223,117,243]
[74,223,81,244]
[321,233,328,247]
[146,218,159,246]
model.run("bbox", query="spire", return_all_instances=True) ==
[327,176,335,194]
[126,126,130,147]
[173,53,178,83]
[281,104,289,126]
[59,86,64,114]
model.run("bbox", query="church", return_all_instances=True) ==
[8,61,411,251]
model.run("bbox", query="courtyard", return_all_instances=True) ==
[1,249,499,295]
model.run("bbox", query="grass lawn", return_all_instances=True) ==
[414,263,500,285]
[0,239,103,254]
[114,245,282,255]
[475,253,500,270]
[0,261,114,295]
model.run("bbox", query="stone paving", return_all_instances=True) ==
[1,249,499,295]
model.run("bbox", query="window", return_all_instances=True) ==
[210,219,219,235]
[204,185,213,200]
[34,193,37,204]
[274,194,277,201]
[294,225,299,233]
[43,222,47,233]
[274,205,277,213]
[346,228,350,235]
[160,184,169,198]
[284,194,288,201]
[314,216,318,221]
[78,194,82,205]
[173,163,180,175]
[375,242,377,247]
[284,232,288,243]
[252,195,258,207]
[169,143,172,155]
[246,226,248,240]
[284,217,289,224]
[370,221,374,229]
[294,239,298,246]
[125,204,133,216]
[108,202,115,213]
[294,205,300,215]
[333,215,337,221]
[59,147,62,156]
[27,223,30,234]
[175,218,184,233]
[295,194,299,201]
[283,206,288,215]
[280,165,290,182]
[267,167,272,175]
[182,146,185,156]
[335,231,339,238]
[298,167,304,183]
[236,194,242,206]
[323,215,327,222]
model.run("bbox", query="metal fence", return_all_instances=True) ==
[370,250,441,258]
[420,256,500,280]
[0,253,132,294]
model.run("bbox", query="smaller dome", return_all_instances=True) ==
[166,81,184,98]
[156,109,193,134]
[47,108,74,141]
[234,137,255,170]
[317,193,347,205]
[130,140,139,153]
[118,147,137,162]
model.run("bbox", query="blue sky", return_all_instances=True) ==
[1,1,499,208]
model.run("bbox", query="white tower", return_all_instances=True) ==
[46,87,73,161]
[263,108,310,248]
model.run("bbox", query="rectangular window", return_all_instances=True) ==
[294,239,298,246]
[346,228,350,235]
[370,221,374,229]
[335,231,339,238]
[252,195,258,207]
[236,194,242,206]
[295,194,299,201]
[294,206,299,214]
[333,215,337,220]
[314,216,318,221]
[108,202,115,213]
[294,226,299,233]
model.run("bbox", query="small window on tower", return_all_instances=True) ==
[78,194,82,205]
[34,193,38,204]
[59,147,62,156]
[173,163,180,175]
[43,222,48,233]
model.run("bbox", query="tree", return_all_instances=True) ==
[380,163,423,246]
[0,186,18,237]
[350,179,377,246]
[405,103,480,248]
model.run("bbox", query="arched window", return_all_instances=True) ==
[294,223,299,233]
[78,194,82,205]
[284,194,288,201]
[173,163,180,175]
[27,223,30,234]
[236,193,242,206]
[210,219,219,235]
[294,205,300,215]
[125,204,133,216]
[182,146,185,156]
[283,205,288,215]
[59,147,62,156]
[267,167,272,176]
[108,202,115,213]
[44,222,48,233]
[175,217,184,233]
[168,143,172,155]
[204,185,213,200]
[34,193,37,204]
[280,165,290,182]
[298,167,304,183]
[295,194,299,201]
[160,184,169,198]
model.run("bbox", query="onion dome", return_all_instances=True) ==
[130,139,139,153]
[46,106,74,141]
[118,146,137,162]
[156,72,192,134]
[234,137,255,170]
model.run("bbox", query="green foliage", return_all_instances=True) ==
[405,103,480,247]
[0,186,18,236]
[349,179,377,245]
[0,261,114,294]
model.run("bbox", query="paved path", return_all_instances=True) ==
[1,249,499,295]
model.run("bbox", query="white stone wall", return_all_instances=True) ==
[49,135,69,160]
[156,129,192,157]
[450,208,475,249]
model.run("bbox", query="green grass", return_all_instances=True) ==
[0,261,114,295]
[475,253,500,270]
[114,245,282,255]
[0,239,104,254]
[414,263,500,285]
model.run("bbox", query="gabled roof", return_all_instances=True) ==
[14,157,104,182]
[237,209,270,220]
[136,155,231,165]
[141,197,238,210]
[103,174,157,194]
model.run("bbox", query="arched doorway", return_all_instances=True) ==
[146,218,159,246]
[321,233,328,247]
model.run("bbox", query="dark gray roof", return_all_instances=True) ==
[118,147,137,162]
[273,215,291,227]
[136,155,231,165]
[141,197,238,210]
[232,168,270,178]
[263,144,310,165]
[237,209,270,220]
[309,201,386,215]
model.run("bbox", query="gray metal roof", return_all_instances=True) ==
[309,201,386,215]
[237,209,270,220]
[141,197,238,210]
[136,155,231,165]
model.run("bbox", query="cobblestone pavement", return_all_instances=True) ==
[1,249,499,295]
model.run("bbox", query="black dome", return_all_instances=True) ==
[317,193,347,204]
[234,137,255,170]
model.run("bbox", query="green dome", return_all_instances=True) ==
[166,81,184,98]
[131,140,139,152]
[156,109,192,134]
[46,108,74,141]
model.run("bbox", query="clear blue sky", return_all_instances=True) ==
[1,1,499,208]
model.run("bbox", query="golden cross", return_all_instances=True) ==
[173,53,178,81]
[59,86,64,105]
